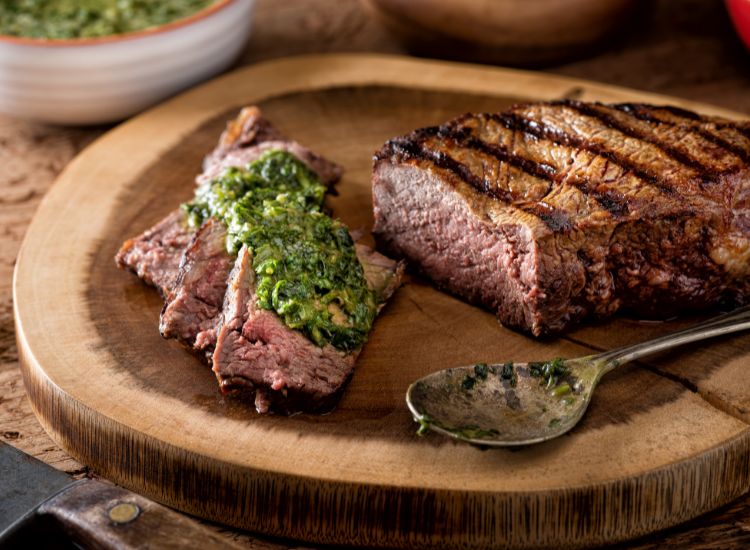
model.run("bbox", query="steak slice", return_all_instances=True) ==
[157,141,343,355]
[159,219,233,358]
[372,100,750,336]
[202,106,285,170]
[212,245,403,414]
[115,106,343,297]
[115,209,193,297]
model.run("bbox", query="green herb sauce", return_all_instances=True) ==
[500,362,517,388]
[461,363,490,391]
[184,150,378,353]
[529,357,568,389]
[0,0,215,39]
[415,413,500,441]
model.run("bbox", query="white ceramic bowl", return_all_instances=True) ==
[0,0,255,125]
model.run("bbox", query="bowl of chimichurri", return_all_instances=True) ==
[0,0,254,124]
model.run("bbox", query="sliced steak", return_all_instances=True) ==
[372,100,750,336]
[202,106,286,171]
[157,141,343,356]
[117,106,403,414]
[212,245,403,414]
[115,210,193,297]
[159,219,234,358]
[115,106,342,297]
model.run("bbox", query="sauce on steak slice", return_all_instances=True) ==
[158,141,343,356]
[115,106,342,297]
[212,245,403,414]
[372,101,750,336]
[117,106,344,356]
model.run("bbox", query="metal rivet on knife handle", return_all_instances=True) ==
[108,502,140,524]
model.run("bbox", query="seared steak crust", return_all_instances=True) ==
[373,101,750,335]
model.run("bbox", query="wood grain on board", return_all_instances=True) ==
[12,55,750,548]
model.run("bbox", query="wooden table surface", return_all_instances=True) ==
[2,0,750,547]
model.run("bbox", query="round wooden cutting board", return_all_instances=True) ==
[14,55,750,549]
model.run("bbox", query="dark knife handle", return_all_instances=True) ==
[37,478,243,549]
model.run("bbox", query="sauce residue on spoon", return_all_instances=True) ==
[410,359,587,445]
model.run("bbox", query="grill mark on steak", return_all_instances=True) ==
[379,129,576,232]
[378,130,506,200]
[612,103,750,163]
[614,103,750,165]
[558,100,718,182]
[518,201,573,231]
[437,126,558,182]
[566,176,631,218]
[624,103,750,138]
[657,103,750,140]
[663,107,750,140]
[447,117,658,225]
[486,112,678,196]
[435,129,579,230]
[452,116,639,220]
[656,105,701,120]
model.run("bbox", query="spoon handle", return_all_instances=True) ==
[594,304,750,370]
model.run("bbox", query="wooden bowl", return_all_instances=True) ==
[361,0,639,66]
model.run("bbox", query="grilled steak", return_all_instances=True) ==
[372,100,750,336]
[117,106,403,413]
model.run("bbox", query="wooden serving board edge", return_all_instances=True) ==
[17,329,750,548]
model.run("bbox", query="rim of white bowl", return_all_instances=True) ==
[0,0,239,48]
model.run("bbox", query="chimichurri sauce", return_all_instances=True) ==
[184,150,378,352]
[0,0,215,40]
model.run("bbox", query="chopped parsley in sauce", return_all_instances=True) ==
[184,150,378,352]
[529,357,568,389]
[0,0,215,40]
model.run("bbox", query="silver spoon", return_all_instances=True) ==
[406,305,750,447]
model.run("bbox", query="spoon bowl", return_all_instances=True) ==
[407,305,750,447]
[407,357,606,446]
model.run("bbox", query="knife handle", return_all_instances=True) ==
[37,478,243,549]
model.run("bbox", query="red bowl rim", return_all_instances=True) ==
[0,0,237,48]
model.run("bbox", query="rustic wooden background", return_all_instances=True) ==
[2,0,750,547]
